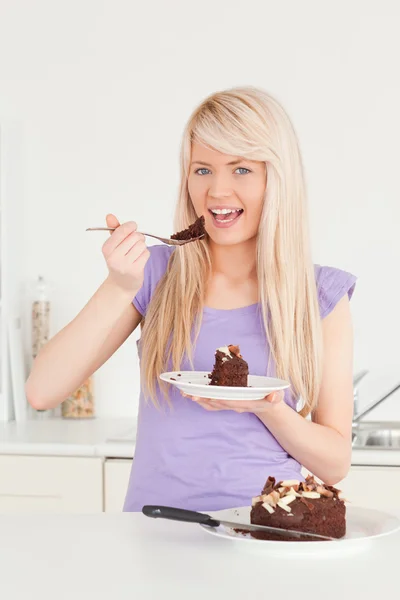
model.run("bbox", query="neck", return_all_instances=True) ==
[208,237,257,281]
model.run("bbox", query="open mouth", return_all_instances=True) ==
[208,208,244,226]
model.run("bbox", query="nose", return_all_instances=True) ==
[208,173,233,199]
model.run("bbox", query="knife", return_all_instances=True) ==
[142,505,336,541]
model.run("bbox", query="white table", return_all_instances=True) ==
[0,513,398,599]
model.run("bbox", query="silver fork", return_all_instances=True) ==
[86,227,205,246]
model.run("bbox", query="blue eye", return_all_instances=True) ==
[235,168,251,175]
[195,168,211,175]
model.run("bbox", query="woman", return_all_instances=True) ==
[26,87,356,512]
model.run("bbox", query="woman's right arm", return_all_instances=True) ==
[25,215,150,410]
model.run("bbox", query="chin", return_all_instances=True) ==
[208,232,254,246]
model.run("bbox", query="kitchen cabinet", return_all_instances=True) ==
[301,465,400,511]
[0,453,399,514]
[104,461,400,514]
[337,466,400,511]
[104,458,132,512]
[0,455,103,513]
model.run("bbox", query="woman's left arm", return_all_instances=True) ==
[253,294,354,485]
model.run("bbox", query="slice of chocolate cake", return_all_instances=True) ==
[209,345,249,387]
[171,215,206,241]
[250,474,346,541]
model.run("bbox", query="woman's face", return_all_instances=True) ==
[188,143,267,246]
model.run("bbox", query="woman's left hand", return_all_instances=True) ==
[180,390,284,414]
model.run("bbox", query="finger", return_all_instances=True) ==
[106,213,120,235]
[216,400,254,411]
[267,391,284,404]
[102,221,139,257]
[131,247,150,271]
[112,232,146,260]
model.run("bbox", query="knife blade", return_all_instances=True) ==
[142,505,336,541]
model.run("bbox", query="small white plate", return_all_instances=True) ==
[200,506,400,556]
[159,371,290,401]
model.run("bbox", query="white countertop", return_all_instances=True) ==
[1,417,400,466]
[0,417,137,458]
[0,512,398,599]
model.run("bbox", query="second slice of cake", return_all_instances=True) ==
[250,474,346,541]
[209,345,249,387]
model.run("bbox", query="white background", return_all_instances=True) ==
[0,0,399,419]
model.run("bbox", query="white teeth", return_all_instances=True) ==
[210,208,242,215]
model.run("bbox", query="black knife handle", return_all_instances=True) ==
[142,505,220,527]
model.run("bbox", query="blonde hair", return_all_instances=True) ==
[139,86,322,417]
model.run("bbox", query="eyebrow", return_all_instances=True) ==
[191,159,245,167]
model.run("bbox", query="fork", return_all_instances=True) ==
[86,227,205,246]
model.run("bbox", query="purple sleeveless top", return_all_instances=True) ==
[123,245,357,512]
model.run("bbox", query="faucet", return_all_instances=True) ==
[352,369,400,424]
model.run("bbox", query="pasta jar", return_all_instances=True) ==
[31,275,51,360]
[62,377,95,419]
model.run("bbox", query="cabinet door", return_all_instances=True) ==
[0,455,103,513]
[301,465,400,512]
[337,466,400,512]
[104,459,132,512]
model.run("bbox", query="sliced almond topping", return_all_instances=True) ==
[280,480,300,488]
[279,494,297,505]
[301,491,321,499]
[316,486,334,498]
[270,491,281,504]
[263,493,276,507]
[252,495,264,506]
[228,345,242,358]
[262,502,275,514]
[277,500,292,513]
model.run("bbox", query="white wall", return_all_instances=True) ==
[0,0,399,419]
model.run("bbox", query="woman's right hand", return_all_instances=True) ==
[102,213,150,296]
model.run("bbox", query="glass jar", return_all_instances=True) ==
[31,275,51,360]
[62,377,95,419]
[31,275,53,417]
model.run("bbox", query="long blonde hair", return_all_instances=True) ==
[139,86,322,417]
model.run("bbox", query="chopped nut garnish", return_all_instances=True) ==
[301,491,321,499]
[280,480,300,488]
[253,473,346,514]
[277,501,292,513]
[252,495,264,506]
[316,486,334,498]
[263,494,276,507]
[270,491,281,504]
[279,494,297,505]
[262,502,275,514]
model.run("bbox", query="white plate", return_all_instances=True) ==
[159,371,290,401]
[200,506,400,556]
